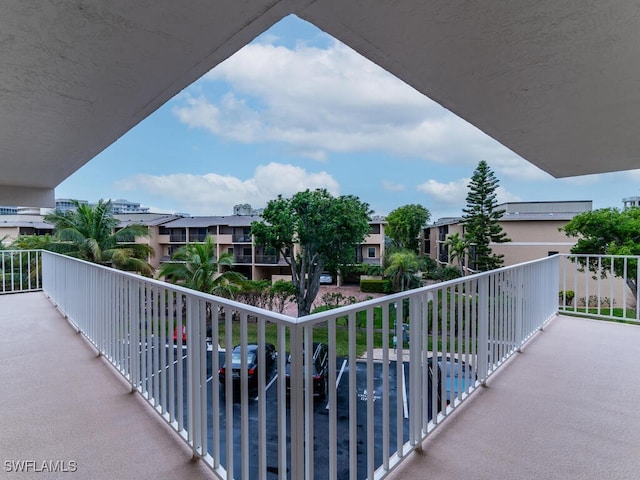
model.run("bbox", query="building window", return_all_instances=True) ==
[367,247,376,258]
[189,228,207,242]
[227,248,233,255]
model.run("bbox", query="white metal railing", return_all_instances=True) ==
[0,249,42,294]
[41,251,558,479]
[558,253,640,323]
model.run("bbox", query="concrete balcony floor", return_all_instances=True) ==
[0,292,214,480]
[388,310,640,480]
[2,292,640,479]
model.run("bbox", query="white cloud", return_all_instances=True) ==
[114,163,339,215]
[381,181,405,192]
[417,178,470,205]
[489,157,552,181]
[622,169,640,181]
[417,177,521,207]
[495,186,522,204]
[173,36,539,180]
[556,174,602,186]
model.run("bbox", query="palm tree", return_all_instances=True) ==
[157,236,245,297]
[10,234,54,250]
[443,232,469,275]
[384,250,420,292]
[44,199,154,275]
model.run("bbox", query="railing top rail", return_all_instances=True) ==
[1,249,41,254]
[300,255,559,325]
[40,250,560,327]
[41,250,295,324]
[560,253,640,259]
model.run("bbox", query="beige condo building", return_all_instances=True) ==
[424,200,592,271]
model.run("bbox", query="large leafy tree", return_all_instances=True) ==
[462,161,510,271]
[251,189,372,317]
[384,204,431,253]
[44,199,154,275]
[158,236,245,297]
[561,207,640,301]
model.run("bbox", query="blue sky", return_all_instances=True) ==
[57,15,639,221]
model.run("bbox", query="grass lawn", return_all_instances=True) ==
[561,306,639,324]
[217,319,470,358]
[217,321,387,357]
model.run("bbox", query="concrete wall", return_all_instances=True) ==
[491,219,575,266]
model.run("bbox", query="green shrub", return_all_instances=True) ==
[579,295,614,308]
[559,290,575,306]
[442,266,463,280]
[360,278,389,293]
[311,304,335,314]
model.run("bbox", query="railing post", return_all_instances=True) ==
[186,296,203,459]
[129,278,139,393]
[409,294,423,450]
[516,268,524,352]
[478,275,489,386]
[636,256,640,323]
[289,323,305,480]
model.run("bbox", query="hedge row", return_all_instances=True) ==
[360,278,391,293]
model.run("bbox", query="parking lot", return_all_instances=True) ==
[156,347,412,479]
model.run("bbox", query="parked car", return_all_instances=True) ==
[319,273,333,284]
[172,323,213,344]
[285,342,329,399]
[219,343,277,388]
[173,324,187,343]
[429,356,475,405]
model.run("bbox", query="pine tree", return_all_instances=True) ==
[462,161,510,271]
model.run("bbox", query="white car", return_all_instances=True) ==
[319,273,333,284]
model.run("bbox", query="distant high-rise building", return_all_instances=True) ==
[55,198,88,212]
[109,199,149,214]
[622,196,640,209]
[54,198,149,214]
[0,206,18,215]
[233,204,263,216]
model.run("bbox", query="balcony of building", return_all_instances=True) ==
[232,233,253,243]
[2,250,639,479]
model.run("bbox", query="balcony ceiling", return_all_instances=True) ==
[2,1,640,206]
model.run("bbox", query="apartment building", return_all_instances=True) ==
[113,213,182,266]
[154,212,388,281]
[0,202,387,281]
[155,214,289,280]
[425,200,592,270]
[0,215,53,245]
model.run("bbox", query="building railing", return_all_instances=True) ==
[232,234,252,243]
[38,251,558,479]
[254,254,280,264]
[558,253,640,323]
[0,250,42,293]
[233,255,252,264]
[170,234,187,243]
[189,233,208,243]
